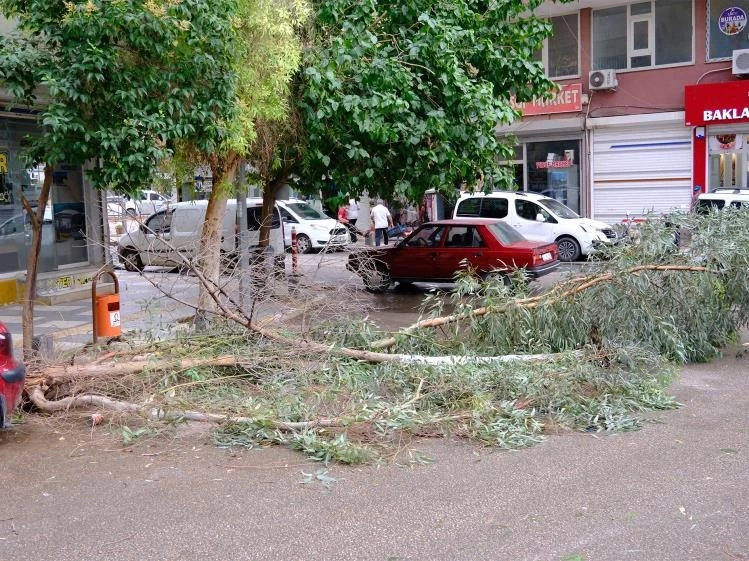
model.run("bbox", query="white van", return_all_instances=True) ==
[117,198,284,272]
[276,199,349,253]
[453,191,617,261]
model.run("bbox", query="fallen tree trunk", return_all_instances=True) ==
[28,350,579,384]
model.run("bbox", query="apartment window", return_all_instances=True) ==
[534,14,579,78]
[708,0,749,60]
[592,1,692,70]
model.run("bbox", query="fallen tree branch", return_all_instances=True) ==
[28,387,344,431]
[370,264,713,350]
[26,355,241,385]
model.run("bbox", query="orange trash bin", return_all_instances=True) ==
[92,267,121,343]
[95,293,121,339]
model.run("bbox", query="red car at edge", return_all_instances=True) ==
[348,218,560,292]
[0,321,26,428]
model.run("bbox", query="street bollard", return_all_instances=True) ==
[291,225,298,274]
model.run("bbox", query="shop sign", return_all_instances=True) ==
[513,83,583,116]
[719,6,747,36]
[685,81,749,126]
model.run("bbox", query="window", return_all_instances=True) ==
[480,197,509,219]
[592,1,692,70]
[406,225,445,247]
[248,207,281,230]
[708,0,749,60]
[534,14,579,78]
[455,198,481,217]
[145,210,172,234]
[516,200,547,221]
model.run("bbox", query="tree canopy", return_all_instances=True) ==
[299,0,566,204]
[0,0,239,192]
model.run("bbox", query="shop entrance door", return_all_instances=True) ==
[708,134,749,190]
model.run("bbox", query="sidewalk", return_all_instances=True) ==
[1,249,360,354]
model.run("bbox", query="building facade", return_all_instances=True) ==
[504,0,747,223]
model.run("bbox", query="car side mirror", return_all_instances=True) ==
[536,213,546,222]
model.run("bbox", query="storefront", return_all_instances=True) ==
[588,112,692,223]
[500,83,585,215]
[0,112,106,305]
[685,79,749,193]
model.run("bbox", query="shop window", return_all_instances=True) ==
[526,140,581,215]
[533,14,579,78]
[1,118,88,274]
[592,1,692,70]
[708,0,749,60]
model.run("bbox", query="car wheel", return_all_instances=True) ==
[363,266,391,293]
[556,236,581,262]
[296,234,312,254]
[121,249,144,272]
[482,271,511,287]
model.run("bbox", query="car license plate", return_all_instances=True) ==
[542,252,552,261]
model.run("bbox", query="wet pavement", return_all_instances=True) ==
[1,337,747,561]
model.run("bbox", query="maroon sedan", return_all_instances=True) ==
[0,321,25,428]
[348,218,559,292]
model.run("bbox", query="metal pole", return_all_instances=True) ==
[291,225,298,274]
[236,162,249,312]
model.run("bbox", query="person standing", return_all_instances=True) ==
[347,197,360,227]
[337,201,358,243]
[370,199,393,246]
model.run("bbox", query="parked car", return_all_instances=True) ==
[694,189,749,214]
[347,218,559,292]
[453,191,617,262]
[107,190,171,216]
[277,199,349,253]
[0,321,25,429]
[117,198,285,272]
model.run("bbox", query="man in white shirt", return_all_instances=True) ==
[370,199,393,246]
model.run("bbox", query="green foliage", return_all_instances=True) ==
[0,0,240,192]
[387,209,749,363]
[299,0,566,203]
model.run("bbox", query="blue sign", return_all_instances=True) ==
[719,6,747,36]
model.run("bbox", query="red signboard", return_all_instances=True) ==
[513,83,583,116]
[685,81,749,126]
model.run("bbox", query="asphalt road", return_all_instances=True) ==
[1,253,746,560]
[1,345,747,561]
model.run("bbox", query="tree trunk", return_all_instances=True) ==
[21,163,53,360]
[259,169,291,247]
[197,156,240,313]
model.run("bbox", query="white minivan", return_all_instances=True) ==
[117,198,285,272]
[276,199,349,253]
[453,191,617,261]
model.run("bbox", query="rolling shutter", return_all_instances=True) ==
[591,120,692,222]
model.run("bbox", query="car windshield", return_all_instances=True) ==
[284,202,328,220]
[538,198,579,219]
[487,222,526,245]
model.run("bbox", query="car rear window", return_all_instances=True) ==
[487,222,526,245]
[695,199,725,214]
[480,197,508,219]
[455,198,481,217]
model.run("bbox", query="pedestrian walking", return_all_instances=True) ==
[370,199,393,246]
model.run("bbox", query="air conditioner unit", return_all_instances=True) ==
[588,69,618,91]
[732,49,749,76]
